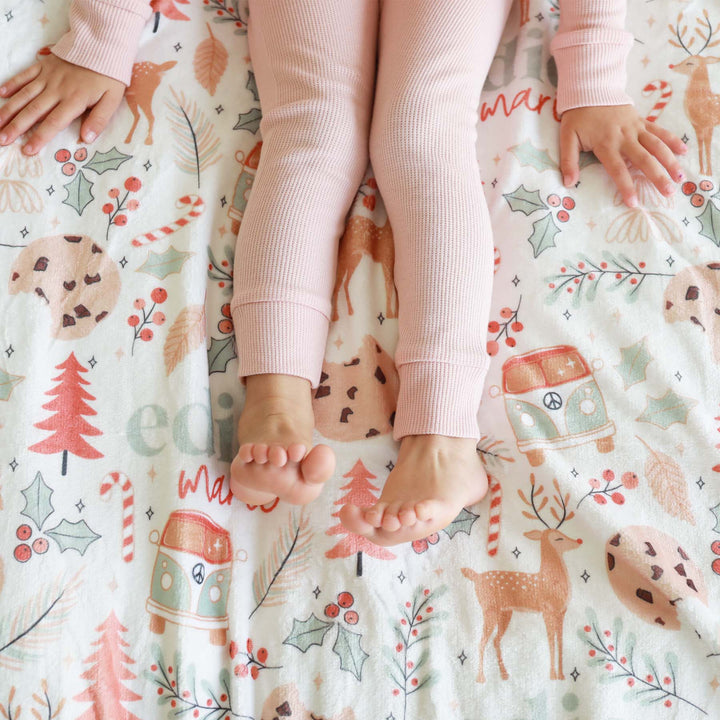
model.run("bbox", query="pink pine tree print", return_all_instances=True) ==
[326,459,395,575]
[73,610,143,720]
[28,352,103,476]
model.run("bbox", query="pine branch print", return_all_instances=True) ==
[0,568,83,670]
[250,509,312,618]
[165,87,222,189]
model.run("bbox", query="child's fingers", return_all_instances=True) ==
[0,80,46,141]
[643,119,688,156]
[638,130,684,182]
[22,99,87,154]
[623,143,675,198]
[594,145,637,207]
[80,89,124,143]
[0,91,57,146]
[0,62,42,99]
[559,127,580,187]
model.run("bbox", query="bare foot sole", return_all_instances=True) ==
[338,434,487,546]
[230,375,336,506]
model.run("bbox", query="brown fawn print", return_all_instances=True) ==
[124,61,177,145]
[668,11,720,175]
[331,215,397,322]
[462,476,581,682]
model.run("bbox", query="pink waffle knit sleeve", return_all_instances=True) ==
[50,0,153,86]
[550,0,635,114]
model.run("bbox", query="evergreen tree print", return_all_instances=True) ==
[73,610,143,720]
[326,459,395,575]
[28,352,103,475]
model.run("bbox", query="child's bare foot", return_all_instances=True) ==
[230,374,336,506]
[339,434,488,546]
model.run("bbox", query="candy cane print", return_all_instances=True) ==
[130,194,205,247]
[486,474,502,557]
[642,80,672,123]
[99,471,134,562]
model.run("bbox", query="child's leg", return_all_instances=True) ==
[230,0,378,505]
[340,0,514,544]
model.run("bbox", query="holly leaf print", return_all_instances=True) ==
[509,140,559,173]
[20,471,54,531]
[503,185,547,215]
[283,614,334,653]
[0,365,24,401]
[614,337,652,389]
[333,625,369,680]
[45,519,101,555]
[635,389,697,429]
[443,507,479,539]
[528,213,561,258]
[697,198,720,246]
[61,170,94,216]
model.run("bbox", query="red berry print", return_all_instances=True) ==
[557,210,569,222]
[54,149,71,163]
[486,340,499,356]
[691,193,704,207]
[500,307,513,319]
[102,203,114,215]
[325,603,340,618]
[74,147,88,162]
[14,544,31,562]
[426,533,439,545]
[682,181,697,195]
[109,187,120,199]
[229,641,238,659]
[16,524,32,540]
[611,492,625,504]
[547,193,561,206]
[246,638,254,653]
[344,610,359,625]
[593,495,607,505]
[257,647,268,663]
[602,469,615,482]
[151,287,168,304]
[711,540,720,555]
[113,214,128,226]
[700,179,713,191]
[510,321,524,332]
[140,328,154,342]
[125,176,142,192]
[412,538,428,553]
[488,320,500,333]
[337,591,354,608]
[562,196,575,210]
[32,537,49,554]
[396,643,403,652]
[128,315,140,327]
[250,666,259,680]
[62,162,76,176]
[712,558,720,575]
[621,471,639,489]
[221,303,232,318]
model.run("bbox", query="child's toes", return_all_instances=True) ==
[300,444,336,485]
[415,498,444,522]
[398,503,417,527]
[238,443,254,463]
[267,444,288,467]
[381,503,403,532]
[251,443,269,464]
[363,503,387,528]
[287,443,306,463]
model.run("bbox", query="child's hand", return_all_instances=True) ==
[559,104,688,207]
[0,53,126,155]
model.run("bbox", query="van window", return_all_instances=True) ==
[541,352,588,385]
[505,362,545,393]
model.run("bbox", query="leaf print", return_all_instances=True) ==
[163,304,206,376]
[528,212,561,257]
[635,390,697,429]
[508,140,559,173]
[502,184,547,215]
[614,337,652,389]
[250,509,312,618]
[194,23,229,96]
[636,436,695,525]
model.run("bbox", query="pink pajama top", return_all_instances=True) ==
[49,0,634,114]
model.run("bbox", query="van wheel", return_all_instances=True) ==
[596,436,614,453]
[210,628,227,646]
[149,613,165,634]
[525,449,544,467]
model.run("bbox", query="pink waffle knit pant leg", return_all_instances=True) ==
[231,0,378,389]
[370,0,513,441]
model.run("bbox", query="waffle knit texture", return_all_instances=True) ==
[51,0,635,440]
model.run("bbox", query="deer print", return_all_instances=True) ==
[331,215,397,322]
[461,475,581,682]
[124,61,177,145]
[668,11,720,175]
